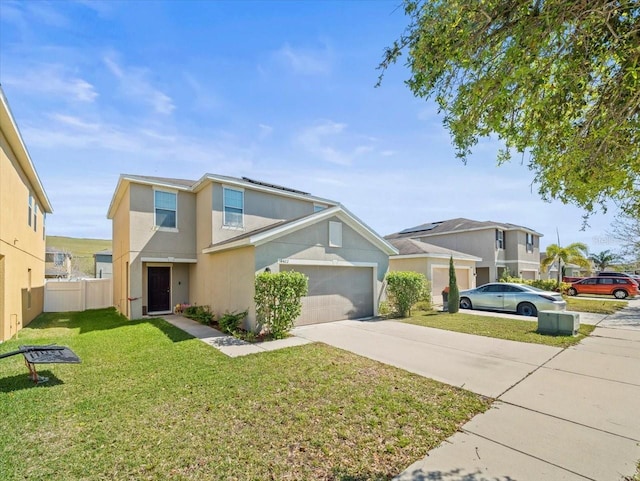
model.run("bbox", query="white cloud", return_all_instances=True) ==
[295,120,376,166]
[274,43,332,75]
[103,54,175,115]
[2,65,98,102]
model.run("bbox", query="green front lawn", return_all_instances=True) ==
[564,297,628,314]
[402,311,595,348]
[0,309,491,481]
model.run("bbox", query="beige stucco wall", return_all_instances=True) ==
[389,256,477,298]
[112,182,198,319]
[0,129,47,340]
[111,182,131,316]
[190,246,256,327]
[417,228,540,282]
[210,181,319,244]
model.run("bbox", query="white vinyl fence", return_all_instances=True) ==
[44,278,113,312]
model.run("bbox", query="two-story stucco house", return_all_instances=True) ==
[0,86,53,341]
[107,174,396,328]
[386,218,542,285]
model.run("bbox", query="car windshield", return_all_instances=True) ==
[518,285,546,292]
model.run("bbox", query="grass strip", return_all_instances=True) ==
[402,311,595,348]
[564,297,628,314]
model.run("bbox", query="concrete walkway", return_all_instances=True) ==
[293,298,640,481]
[162,315,312,357]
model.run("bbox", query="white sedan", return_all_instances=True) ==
[458,283,566,317]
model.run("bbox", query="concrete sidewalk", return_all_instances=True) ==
[293,300,640,480]
[395,298,640,481]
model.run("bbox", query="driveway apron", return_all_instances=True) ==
[293,300,640,481]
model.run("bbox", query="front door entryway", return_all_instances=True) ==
[148,266,171,313]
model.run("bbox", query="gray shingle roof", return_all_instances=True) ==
[388,238,481,260]
[387,217,542,239]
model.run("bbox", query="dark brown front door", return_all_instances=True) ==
[148,267,171,312]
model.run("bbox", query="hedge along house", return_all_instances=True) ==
[387,238,481,303]
[107,174,396,329]
[0,86,53,341]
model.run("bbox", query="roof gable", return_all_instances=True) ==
[203,205,397,255]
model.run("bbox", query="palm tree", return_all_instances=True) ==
[541,242,591,285]
[588,250,621,272]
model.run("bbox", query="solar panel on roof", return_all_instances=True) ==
[241,177,310,195]
[399,221,443,235]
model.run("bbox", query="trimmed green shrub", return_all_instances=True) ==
[448,257,460,314]
[183,305,214,325]
[254,271,308,339]
[499,275,571,294]
[378,301,392,317]
[219,310,248,334]
[386,271,428,317]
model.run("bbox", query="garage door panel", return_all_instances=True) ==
[281,265,373,325]
[432,267,470,297]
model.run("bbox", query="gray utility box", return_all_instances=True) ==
[538,311,580,336]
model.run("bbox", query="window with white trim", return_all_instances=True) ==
[314,203,327,212]
[526,233,534,253]
[154,190,177,229]
[496,229,504,249]
[223,187,244,228]
[329,221,342,247]
[34,204,38,232]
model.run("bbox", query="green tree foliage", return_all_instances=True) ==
[541,242,591,284]
[588,250,622,272]
[254,271,308,339]
[379,1,640,215]
[448,257,460,314]
[386,271,429,317]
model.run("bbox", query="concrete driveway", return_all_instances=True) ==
[292,298,640,480]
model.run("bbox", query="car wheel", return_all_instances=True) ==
[517,302,537,317]
[459,297,472,309]
[613,289,628,299]
[567,288,577,296]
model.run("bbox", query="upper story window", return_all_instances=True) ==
[496,229,504,249]
[28,194,33,227]
[314,203,327,213]
[34,204,38,232]
[223,187,244,228]
[329,221,343,247]
[154,190,177,229]
[526,233,534,253]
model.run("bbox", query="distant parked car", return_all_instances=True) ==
[458,283,566,317]
[596,272,639,286]
[568,277,639,299]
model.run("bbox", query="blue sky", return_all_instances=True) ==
[0,0,623,253]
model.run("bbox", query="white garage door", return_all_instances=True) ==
[432,267,470,297]
[281,265,374,326]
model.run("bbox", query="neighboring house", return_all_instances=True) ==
[540,254,584,281]
[107,174,396,328]
[388,238,481,300]
[94,249,112,279]
[387,218,542,285]
[0,86,53,341]
[45,248,72,279]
